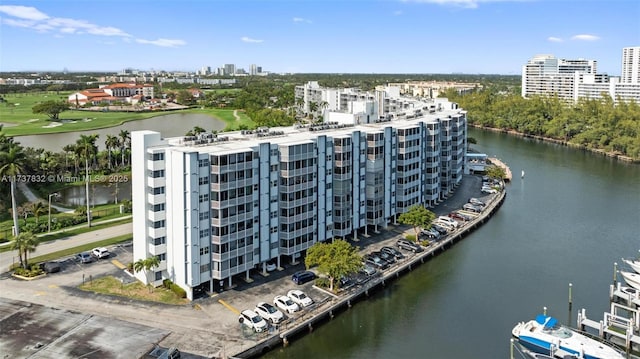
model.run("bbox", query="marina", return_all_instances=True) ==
[234,184,507,358]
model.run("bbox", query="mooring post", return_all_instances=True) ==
[308,323,313,332]
[613,262,618,285]
[283,337,288,347]
[568,283,573,326]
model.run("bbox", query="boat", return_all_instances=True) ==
[512,314,625,359]
[522,169,525,178]
[622,257,640,274]
[620,270,640,290]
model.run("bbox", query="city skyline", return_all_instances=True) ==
[0,1,638,75]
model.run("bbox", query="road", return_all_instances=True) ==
[0,222,133,272]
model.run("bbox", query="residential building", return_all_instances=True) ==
[521,49,640,103]
[621,46,640,84]
[132,96,467,300]
[67,83,154,106]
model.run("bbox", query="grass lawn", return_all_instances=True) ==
[25,233,132,264]
[1,92,257,136]
[79,275,188,305]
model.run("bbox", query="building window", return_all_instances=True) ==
[199,211,210,220]
[152,203,165,212]
[200,246,210,255]
[150,186,165,195]
[151,220,165,228]
[151,153,164,161]
[156,253,166,261]
[199,228,210,238]
[154,271,162,281]
[150,169,165,178]
[200,263,210,273]
[199,176,209,185]
[199,193,209,203]
[153,236,166,245]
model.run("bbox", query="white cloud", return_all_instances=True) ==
[135,38,186,47]
[571,34,600,41]
[0,5,187,47]
[547,36,563,43]
[0,5,49,20]
[241,36,263,43]
[400,0,524,9]
[293,17,312,24]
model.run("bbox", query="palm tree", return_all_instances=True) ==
[105,135,119,169]
[119,130,130,167]
[0,142,26,237]
[133,256,161,290]
[62,144,76,174]
[27,201,47,224]
[76,134,99,227]
[10,232,39,269]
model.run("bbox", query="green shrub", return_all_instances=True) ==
[315,277,330,288]
[419,239,430,247]
[162,279,186,298]
[405,234,417,242]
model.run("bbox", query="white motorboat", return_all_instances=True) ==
[512,314,624,359]
[620,270,640,291]
[622,258,640,274]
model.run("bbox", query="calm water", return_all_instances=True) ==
[263,128,640,359]
[13,113,226,152]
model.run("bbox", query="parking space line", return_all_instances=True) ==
[111,259,126,269]
[218,299,240,315]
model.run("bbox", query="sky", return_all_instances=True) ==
[0,0,638,75]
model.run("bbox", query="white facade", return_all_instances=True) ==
[621,47,640,84]
[522,51,640,103]
[132,97,467,300]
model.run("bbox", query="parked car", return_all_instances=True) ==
[238,309,268,332]
[76,252,94,264]
[481,186,498,194]
[448,212,468,221]
[431,224,449,235]
[91,247,110,259]
[374,250,396,264]
[396,239,423,253]
[453,211,474,221]
[255,302,284,324]
[339,275,355,290]
[463,203,483,213]
[353,272,371,285]
[420,229,440,240]
[274,295,300,314]
[287,289,314,307]
[38,261,61,273]
[437,216,459,228]
[433,220,455,232]
[380,246,405,260]
[291,270,316,285]
[469,197,486,207]
[265,260,277,272]
[359,264,378,277]
[364,254,390,270]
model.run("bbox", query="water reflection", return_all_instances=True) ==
[57,182,132,207]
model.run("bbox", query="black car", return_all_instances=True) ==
[396,239,423,253]
[374,250,396,264]
[291,270,316,285]
[38,261,61,273]
[431,225,449,235]
[381,246,405,260]
[364,254,390,270]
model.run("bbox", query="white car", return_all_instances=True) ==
[481,186,498,194]
[437,216,459,228]
[274,295,300,314]
[238,309,268,332]
[91,247,110,259]
[287,289,314,308]
[255,302,284,324]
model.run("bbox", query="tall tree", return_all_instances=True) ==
[305,240,363,292]
[10,231,39,269]
[32,100,69,120]
[26,201,47,224]
[0,142,26,237]
[133,256,161,290]
[75,134,99,227]
[119,130,130,167]
[105,134,119,169]
[397,205,436,239]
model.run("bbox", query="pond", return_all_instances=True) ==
[56,181,132,207]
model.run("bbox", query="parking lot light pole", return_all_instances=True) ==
[48,192,59,232]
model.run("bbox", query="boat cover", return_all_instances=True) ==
[535,314,557,328]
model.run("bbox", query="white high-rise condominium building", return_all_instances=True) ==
[522,48,640,103]
[132,93,467,300]
[621,46,640,84]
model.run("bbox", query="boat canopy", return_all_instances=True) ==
[535,314,558,328]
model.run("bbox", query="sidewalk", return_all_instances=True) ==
[0,219,132,272]
[17,181,73,213]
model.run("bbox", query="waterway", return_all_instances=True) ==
[13,113,226,152]
[263,127,640,359]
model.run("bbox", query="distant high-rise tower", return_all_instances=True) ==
[621,47,640,84]
[250,64,257,76]
[224,64,236,76]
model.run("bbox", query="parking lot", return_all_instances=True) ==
[0,174,497,358]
